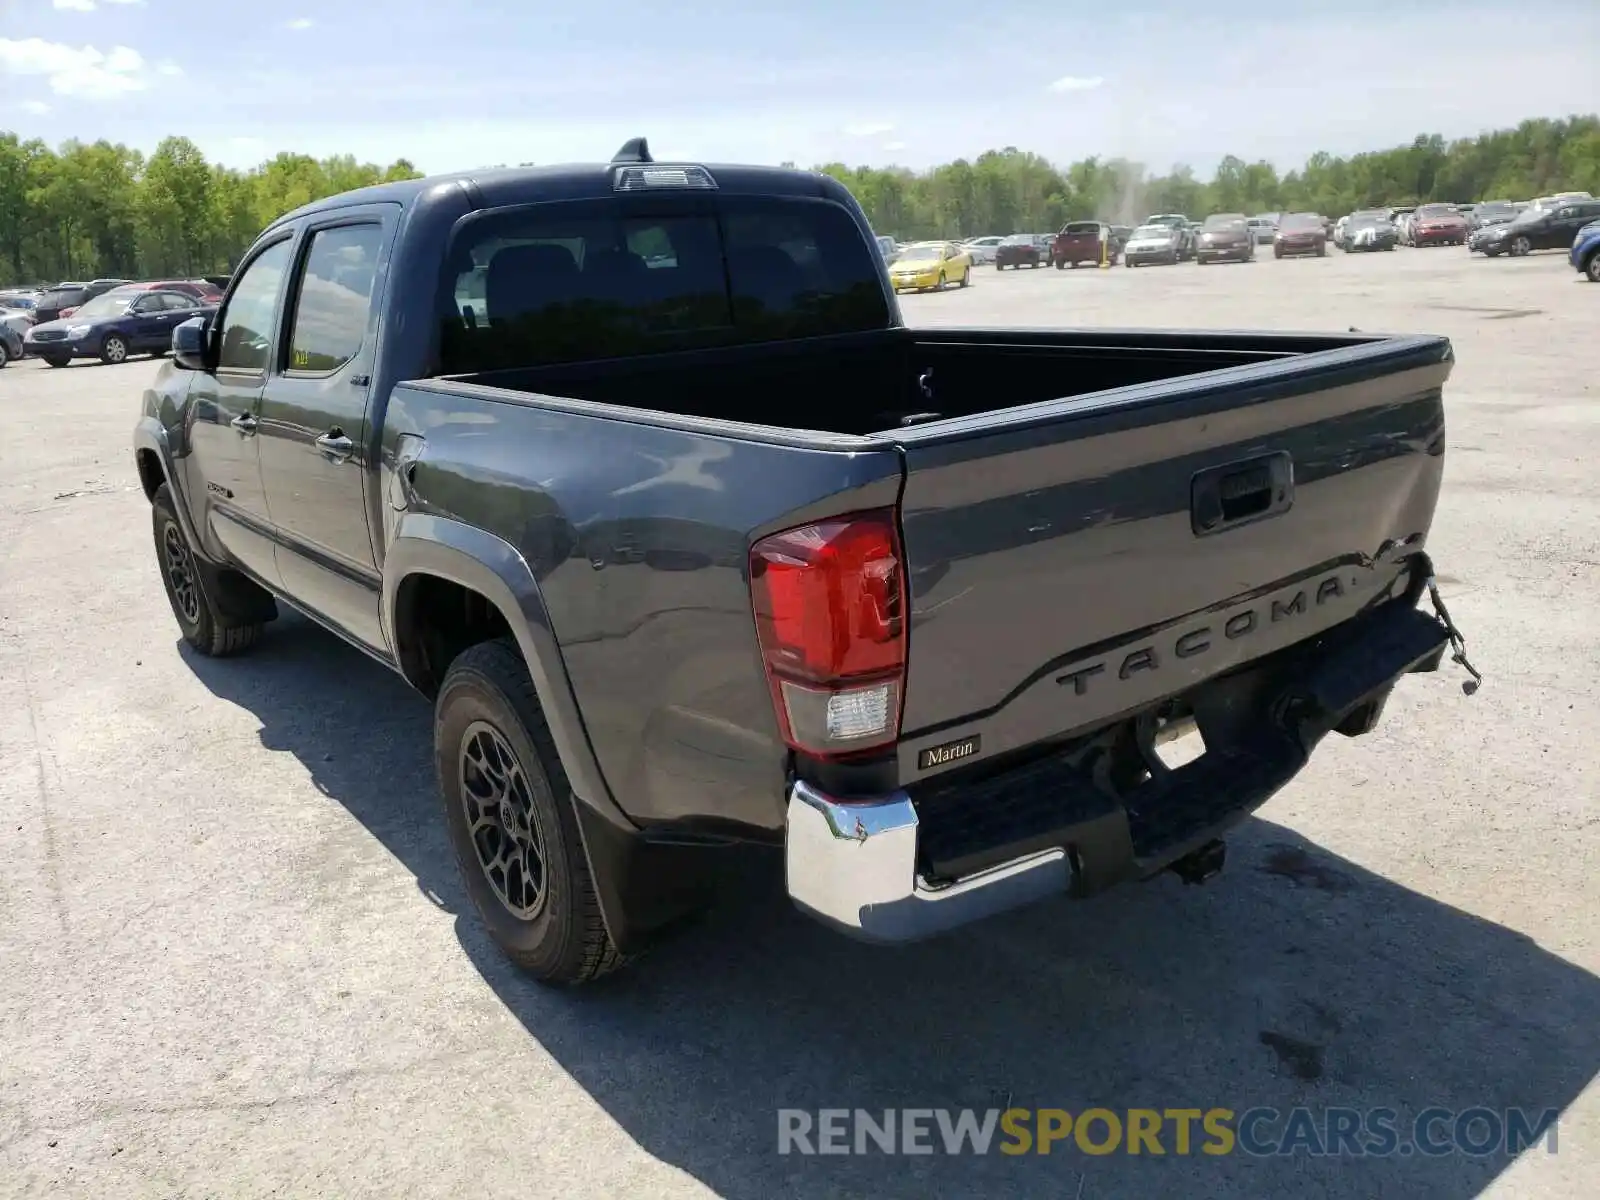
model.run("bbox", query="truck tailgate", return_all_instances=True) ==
[891,335,1450,777]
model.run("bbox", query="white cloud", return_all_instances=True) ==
[844,121,894,137]
[22,100,51,115]
[883,140,907,151]
[285,18,315,31]
[0,38,149,99]
[155,60,183,76]
[1046,74,1104,93]
[51,0,97,10]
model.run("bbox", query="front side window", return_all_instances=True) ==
[287,224,384,373]
[438,197,888,373]
[219,240,293,372]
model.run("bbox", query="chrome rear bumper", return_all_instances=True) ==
[784,781,1069,943]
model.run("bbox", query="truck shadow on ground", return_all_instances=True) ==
[185,613,1598,1200]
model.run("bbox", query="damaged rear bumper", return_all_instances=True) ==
[784,597,1453,943]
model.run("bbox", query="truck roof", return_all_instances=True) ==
[265,148,842,233]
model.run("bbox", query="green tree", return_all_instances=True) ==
[0,117,1594,284]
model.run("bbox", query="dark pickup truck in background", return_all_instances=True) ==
[134,139,1475,985]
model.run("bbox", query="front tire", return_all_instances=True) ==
[151,483,266,656]
[1585,253,1600,283]
[959,268,970,287]
[435,639,622,986]
[101,334,129,365]
[43,355,70,367]
[1511,235,1532,257]
[0,341,9,367]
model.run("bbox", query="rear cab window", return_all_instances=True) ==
[437,195,889,373]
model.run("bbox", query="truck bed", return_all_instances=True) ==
[403,325,1449,818]
[439,325,1367,436]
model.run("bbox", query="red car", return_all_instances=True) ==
[1052,221,1116,268]
[1273,213,1327,258]
[1410,204,1469,247]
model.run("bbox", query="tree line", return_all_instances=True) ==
[816,114,1600,240]
[0,134,421,285]
[2,115,1597,285]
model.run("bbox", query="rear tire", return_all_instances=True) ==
[0,342,9,367]
[959,268,970,287]
[1586,253,1600,283]
[151,483,266,656]
[435,639,623,986]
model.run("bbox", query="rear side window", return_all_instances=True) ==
[438,197,888,372]
[287,224,384,373]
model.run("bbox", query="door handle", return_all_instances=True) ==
[315,431,355,462]
[230,414,258,435]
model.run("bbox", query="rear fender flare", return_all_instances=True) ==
[381,513,631,836]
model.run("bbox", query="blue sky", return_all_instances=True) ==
[3,0,1598,176]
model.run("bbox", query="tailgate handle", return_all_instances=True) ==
[1191,452,1293,536]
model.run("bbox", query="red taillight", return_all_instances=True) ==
[749,508,907,758]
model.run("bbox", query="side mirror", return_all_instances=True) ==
[172,315,211,371]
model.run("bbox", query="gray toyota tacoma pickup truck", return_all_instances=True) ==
[133,139,1478,985]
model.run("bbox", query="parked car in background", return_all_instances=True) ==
[55,277,136,319]
[1410,204,1469,247]
[0,318,22,367]
[1389,207,1417,245]
[1195,214,1254,263]
[1142,214,1194,259]
[1122,223,1184,266]
[33,282,91,324]
[994,233,1044,269]
[1468,201,1519,232]
[1245,216,1277,245]
[1474,198,1600,257]
[124,278,226,304]
[1339,214,1399,252]
[1571,219,1600,282]
[888,241,972,291]
[0,291,36,340]
[1273,212,1327,258]
[963,236,1005,265]
[1052,221,1116,268]
[24,285,215,366]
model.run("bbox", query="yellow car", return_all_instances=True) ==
[887,241,972,292]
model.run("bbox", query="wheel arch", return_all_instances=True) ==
[382,513,628,835]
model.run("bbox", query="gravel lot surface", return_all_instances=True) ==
[1,245,1594,1199]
